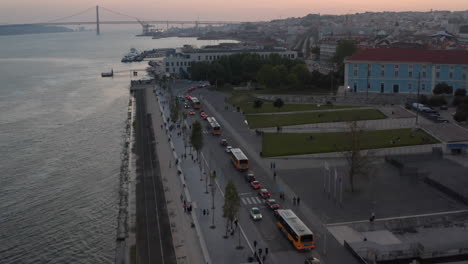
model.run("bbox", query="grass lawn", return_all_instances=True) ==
[247,109,386,128]
[240,103,360,114]
[262,128,439,157]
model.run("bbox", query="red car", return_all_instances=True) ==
[250,180,261,190]
[265,199,280,210]
[258,188,271,199]
[185,94,192,100]
[188,87,196,92]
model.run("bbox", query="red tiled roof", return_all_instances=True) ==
[345,48,468,65]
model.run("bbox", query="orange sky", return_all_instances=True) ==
[1,0,467,23]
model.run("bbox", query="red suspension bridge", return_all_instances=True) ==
[2,5,243,35]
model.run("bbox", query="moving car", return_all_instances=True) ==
[250,180,261,190]
[220,139,228,146]
[225,146,232,153]
[245,170,256,182]
[250,207,262,220]
[259,188,271,199]
[304,257,321,264]
[265,199,280,210]
[189,110,195,115]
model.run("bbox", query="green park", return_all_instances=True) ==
[261,128,439,157]
[246,109,386,128]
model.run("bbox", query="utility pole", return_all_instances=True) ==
[96,5,100,35]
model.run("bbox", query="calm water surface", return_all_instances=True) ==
[0,26,233,263]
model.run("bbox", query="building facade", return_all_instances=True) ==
[161,48,298,77]
[345,48,468,94]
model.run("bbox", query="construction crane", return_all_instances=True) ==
[137,19,155,35]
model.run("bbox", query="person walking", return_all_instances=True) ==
[297,196,300,205]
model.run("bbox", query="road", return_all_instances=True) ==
[159,80,360,264]
[134,89,177,264]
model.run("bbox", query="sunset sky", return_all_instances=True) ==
[1,0,467,24]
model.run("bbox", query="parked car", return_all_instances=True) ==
[189,111,195,115]
[435,117,449,123]
[225,146,232,153]
[258,188,271,199]
[265,199,280,210]
[250,180,261,190]
[250,207,262,220]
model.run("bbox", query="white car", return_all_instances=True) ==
[250,207,262,220]
[225,146,232,153]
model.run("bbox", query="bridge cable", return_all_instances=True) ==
[41,6,95,24]
[99,6,152,22]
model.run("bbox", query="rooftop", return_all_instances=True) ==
[345,48,468,65]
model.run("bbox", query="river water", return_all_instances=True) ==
[0,26,233,264]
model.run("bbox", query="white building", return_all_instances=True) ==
[160,47,298,77]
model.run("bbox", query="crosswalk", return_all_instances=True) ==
[241,196,263,205]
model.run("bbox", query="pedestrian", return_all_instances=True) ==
[258,248,262,255]
[234,219,238,229]
[297,196,300,205]
[231,229,235,236]
[273,162,276,169]
[273,171,277,180]
[253,240,257,248]
[203,209,206,215]
[265,247,268,255]
[183,204,187,212]
[293,197,296,205]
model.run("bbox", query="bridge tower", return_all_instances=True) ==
[96,5,100,35]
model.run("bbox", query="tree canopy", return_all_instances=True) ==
[190,52,339,91]
[223,180,240,237]
[332,40,358,65]
[190,120,203,156]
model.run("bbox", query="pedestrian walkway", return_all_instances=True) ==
[149,87,257,264]
[145,88,206,264]
[241,196,263,205]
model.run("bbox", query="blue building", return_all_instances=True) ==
[344,48,468,94]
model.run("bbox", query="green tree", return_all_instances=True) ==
[454,88,467,97]
[332,40,358,65]
[256,64,275,87]
[190,120,203,159]
[222,180,240,238]
[253,99,264,112]
[454,103,468,122]
[433,82,453,95]
[170,96,180,123]
[273,98,284,111]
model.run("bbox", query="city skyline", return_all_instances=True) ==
[1,0,468,24]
